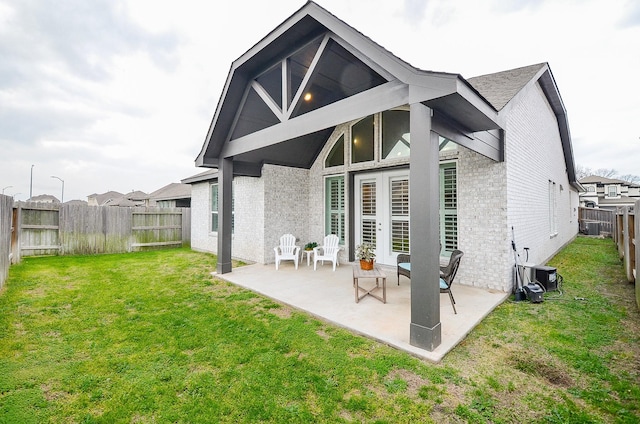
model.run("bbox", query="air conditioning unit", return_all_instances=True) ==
[585,221,600,236]
[533,265,557,291]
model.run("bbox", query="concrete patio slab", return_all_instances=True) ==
[214,261,509,362]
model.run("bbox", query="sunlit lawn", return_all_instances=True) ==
[0,239,638,423]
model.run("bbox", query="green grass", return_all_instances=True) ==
[0,238,638,423]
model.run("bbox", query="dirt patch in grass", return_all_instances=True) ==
[315,328,331,340]
[386,368,431,397]
[266,304,293,319]
[507,349,574,388]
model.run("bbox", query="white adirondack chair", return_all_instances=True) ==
[313,234,341,271]
[274,234,300,270]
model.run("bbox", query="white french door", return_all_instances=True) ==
[355,170,410,265]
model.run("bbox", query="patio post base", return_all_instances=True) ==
[217,261,232,274]
[410,321,442,351]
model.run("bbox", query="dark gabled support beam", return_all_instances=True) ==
[431,112,503,162]
[409,102,441,351]
[221,80,408,158]
[233,161,263,177]
[217,158,233,274]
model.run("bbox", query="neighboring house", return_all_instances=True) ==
[87,191,124,206]
[122,190,149,207]
[87,190,148,207]
[149,183,191,208]
[579,175,639,210]
[28,194,59,203]
[188,1,580,351]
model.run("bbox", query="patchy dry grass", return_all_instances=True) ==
[0,238,638,423]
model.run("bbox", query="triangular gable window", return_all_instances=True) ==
[230,35,387,141]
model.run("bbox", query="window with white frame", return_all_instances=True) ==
[608,185,617,197]
[549,180,558,236]
[211,183,234,233]
[351,115,375,163]
[325,175,345,244]
[381,110,410,159]
[440,162,458,253]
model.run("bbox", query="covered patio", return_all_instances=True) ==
[215,261,509,362]
[197,1,506,353]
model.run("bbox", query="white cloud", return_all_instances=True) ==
[1,0,638,202]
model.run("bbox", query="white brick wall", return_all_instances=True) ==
[456,147,510,291]
[262,165,310,263]
[190,182,217,254]
[189,166,310,265]
[504,81,578,287]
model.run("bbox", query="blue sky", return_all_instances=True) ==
[1,0,638,201]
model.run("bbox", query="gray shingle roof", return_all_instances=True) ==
[181,169,218,185]
[579,175,640,187]
[149,183,191,201]
[467,63,546,111]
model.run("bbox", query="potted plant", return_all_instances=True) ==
[355,243,376,270]
[304,242,317,251]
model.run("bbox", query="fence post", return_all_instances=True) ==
[0,194,14,289]
[617,209,624,257]
[622,207,632,283]
[635,200,639,309]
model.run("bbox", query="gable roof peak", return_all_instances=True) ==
[466,63,548,111]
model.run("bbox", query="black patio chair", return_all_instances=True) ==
[396,254,411,285]
[439,249,464,314]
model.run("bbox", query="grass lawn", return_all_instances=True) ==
[0,237,638,423]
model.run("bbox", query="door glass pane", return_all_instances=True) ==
[382,110,410,159]
[351,115,374,163]
[360,181,376,245]
[391,221,410,253]
[390,179,409,216]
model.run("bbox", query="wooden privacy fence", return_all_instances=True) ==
[11,202,191,263]
[636,201,640,309]
[578,207,616,236]
[615,206,636,284]
[0,194,13,290]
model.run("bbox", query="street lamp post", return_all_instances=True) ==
[2,185,12,195]
[30,164,34,200]
[51,176,64,204]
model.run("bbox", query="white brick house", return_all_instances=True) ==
[186,1,580,351]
